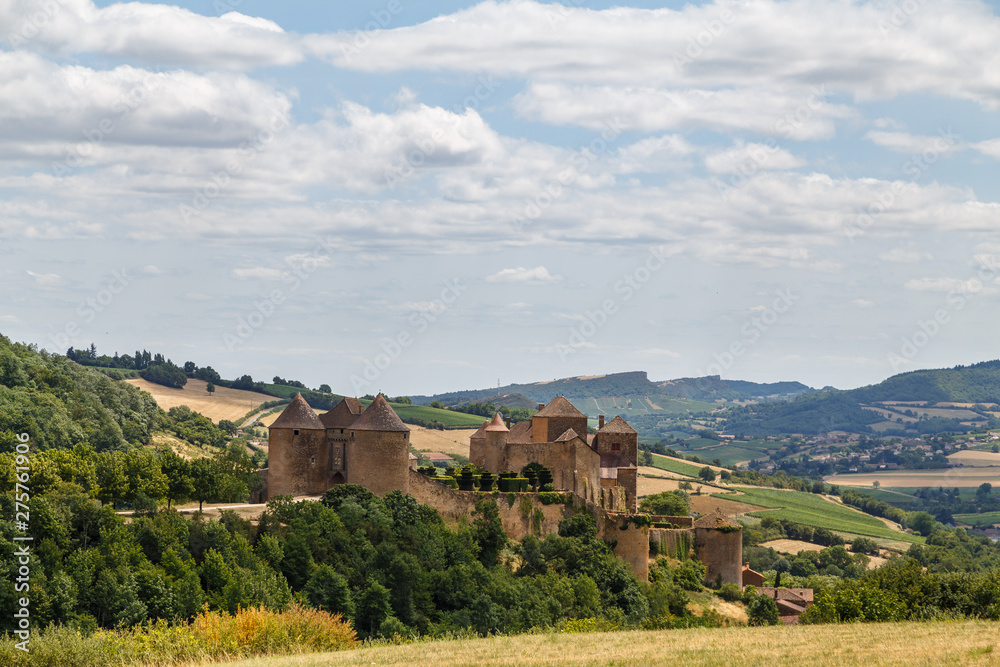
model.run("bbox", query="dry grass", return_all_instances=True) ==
[126,378,274,424]
[196,621,1000,667]
[760,538,825,554]
[949,450,1000,467]
[826,468,1000,488]
[410,426,477,458]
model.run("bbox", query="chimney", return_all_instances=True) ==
[505,418,511,428]
[538,403,544,411]
[598,415,605,429]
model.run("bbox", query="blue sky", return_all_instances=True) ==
[2,0,999,396]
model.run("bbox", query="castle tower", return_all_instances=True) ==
[344,394,411,496]
[694,509,743,587]
[531,396,588,443]
[267,394,327,498]
[482,412,509,472]
[320,397,364,486]
[595,415,638,464]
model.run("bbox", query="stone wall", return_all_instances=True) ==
[346,430,410,496]
[407,470,650,581]
[649,527,694,560]
[267,427,328,497]
[695,525,743,586]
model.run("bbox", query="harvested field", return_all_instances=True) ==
[409,426,476,458]
[949,450,1000,467]
[126,378,274,423]
[689,494,763,516]
[761,538,824,554]
[827,468,1000,488]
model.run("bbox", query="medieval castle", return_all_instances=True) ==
[264,393,746,587]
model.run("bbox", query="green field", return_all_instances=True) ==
[716,487,925,544]
[953,511,1000,527]
[648,453,707,477]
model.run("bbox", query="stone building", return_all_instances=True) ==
[694,509,743,587]
[266,393,410,499]
[469,396,639,512]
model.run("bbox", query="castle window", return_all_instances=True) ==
[310,456,316,468]
[294,429,300,436]
[612,443,620,451]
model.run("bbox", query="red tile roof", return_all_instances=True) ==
[485,413,509,432]
[554,428,582,442]
[693,509,740,529]
[507,421,533,444]
[270,394,325,430]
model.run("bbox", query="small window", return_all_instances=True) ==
[294,429,300,436]
[612,443,620,451]
[310,456,316,468]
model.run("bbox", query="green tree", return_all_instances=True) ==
[638,490,689,516]
[354,578,392,639]
[159,450,193,509]
[95,452,128,509]
[305,565,355,618]
[190,457,219,511]
[773,557,791,588]
[472,499,507,567]
[206,382,215,395]
[747,593,780,626]
[698,466,716,482]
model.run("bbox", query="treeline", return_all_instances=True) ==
[0,336,159,452]
[0,482,710,639]
[448,401,535,423]
[840,489,908,526]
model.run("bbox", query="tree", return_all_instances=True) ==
[977,482,993,497]
[773,557,791,588]
[354,578,392,639]
[318,384,332,393]
[872,480,880,489]
[206,382,215,395]
[698,466,716,482]
[638,490,690,516]
[159,450,193,510]
[747,593,780,626]
[908,511,936,536]
[305,565,355,618]
[641,450,653,466]
[472,499,507,567]
[190,457,219,511]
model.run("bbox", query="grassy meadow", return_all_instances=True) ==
[197,620,1000,667]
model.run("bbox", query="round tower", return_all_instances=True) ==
[267,394,327,498]
[483,412,509,472]
[344,394,411,496]
[694,509,743,587]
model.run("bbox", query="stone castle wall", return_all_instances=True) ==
[346,430,411,496]
[267,427,328,497]
[695,526,743,586]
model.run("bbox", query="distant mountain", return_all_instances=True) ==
[719,360,1000,437]
[412,371,817,407]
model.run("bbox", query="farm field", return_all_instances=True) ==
[389,403,486,429]
[409,427,476,458]
[826,468,1000,488]
[206,620,1000,667]
[715,487,924,544]
[761,538,825,554]
[954,511,1000,527]
[125,378,275,423]
[649,453,728,477]
[949,450,1000,466]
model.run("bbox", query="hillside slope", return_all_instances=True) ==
[125,378,276,424]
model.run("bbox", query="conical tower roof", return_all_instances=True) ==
[485,413,509,432]
[693,509,740,529]
[350,394,410,432]
[599,415,637,434]
[535,396,587,419]
[270,394,324,430]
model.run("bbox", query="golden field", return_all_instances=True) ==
[195,620,1000,667]
[126,378,274,424]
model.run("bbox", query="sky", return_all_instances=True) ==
[1,0,999,397]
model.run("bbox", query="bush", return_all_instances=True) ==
[717,583,742,603]
[674,560,706,591]
[747,594,780,626]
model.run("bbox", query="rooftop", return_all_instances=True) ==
[535,396,587,419]
[350,394,410,432]
[270,394,325,430]
[599,415,637,435]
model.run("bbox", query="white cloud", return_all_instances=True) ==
[904,277,989,293]
[853,299,875,309]
[487,266,561,284]
[141,265,164,274]
[704,141,806,175]
[879,248,932,263]
[232,267,288,281]
[2,1,302,69]
[25,270,61,287]
[865,130,962,155]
